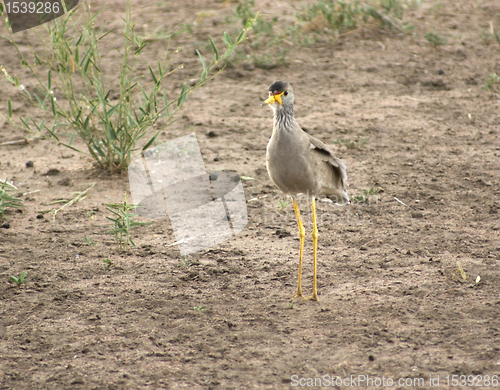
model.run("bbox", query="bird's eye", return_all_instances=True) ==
[284,91,288,96]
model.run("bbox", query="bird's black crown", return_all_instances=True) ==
[268,80,289,94]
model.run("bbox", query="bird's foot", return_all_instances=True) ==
[305,293,319,302]
[290,290,304,301]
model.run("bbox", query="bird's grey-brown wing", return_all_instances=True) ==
[308,135,348,187]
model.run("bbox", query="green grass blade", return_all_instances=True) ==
[20,117,31,131]
[142,133,158,151]
[209,37,219,61]
[19,271,27,283]
[236,29,246,43]
[157,60,163,78]
[34,93,47,111]
[51,96,56,116]
[223,31,231,47]
[196,49,207,71]
[38,119,45,132]
[149,65,158,85]
[177,83,188,108]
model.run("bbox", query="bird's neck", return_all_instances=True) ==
[273,106,296,133]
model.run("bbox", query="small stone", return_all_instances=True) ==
[276,229,290,238]
[369,354,375,361]
[26,160,34,168]
[58,178,72,186]
[71,377,85,385]
[437,69,445,75]
[411,211,423,218]
[44,168,60,176]
[213,156,220,162]
[207,130,217,137]
[36,214,44,220]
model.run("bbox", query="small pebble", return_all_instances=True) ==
[243,62,255,71]
[44,168,60,176]
[36,214,44,220]
[26,160,34,168]
[275,229,290,238]
[437,69,445,75]
[58,178,72,187]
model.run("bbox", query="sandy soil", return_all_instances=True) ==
[1,0,500,389]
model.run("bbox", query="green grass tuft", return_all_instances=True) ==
[424,32,447,48]
[0,179,23,220]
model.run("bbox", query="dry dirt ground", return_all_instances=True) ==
[1,0,500,389]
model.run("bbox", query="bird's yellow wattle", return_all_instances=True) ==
[263,92,283,105]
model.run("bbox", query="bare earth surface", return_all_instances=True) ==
[1,0,500,389]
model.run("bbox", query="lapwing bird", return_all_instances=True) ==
[262,80,350,301]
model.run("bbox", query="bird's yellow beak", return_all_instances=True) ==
[262,92,283,106]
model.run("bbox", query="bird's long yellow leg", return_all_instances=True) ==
[291,198,305,300]
[306,197,319,301]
